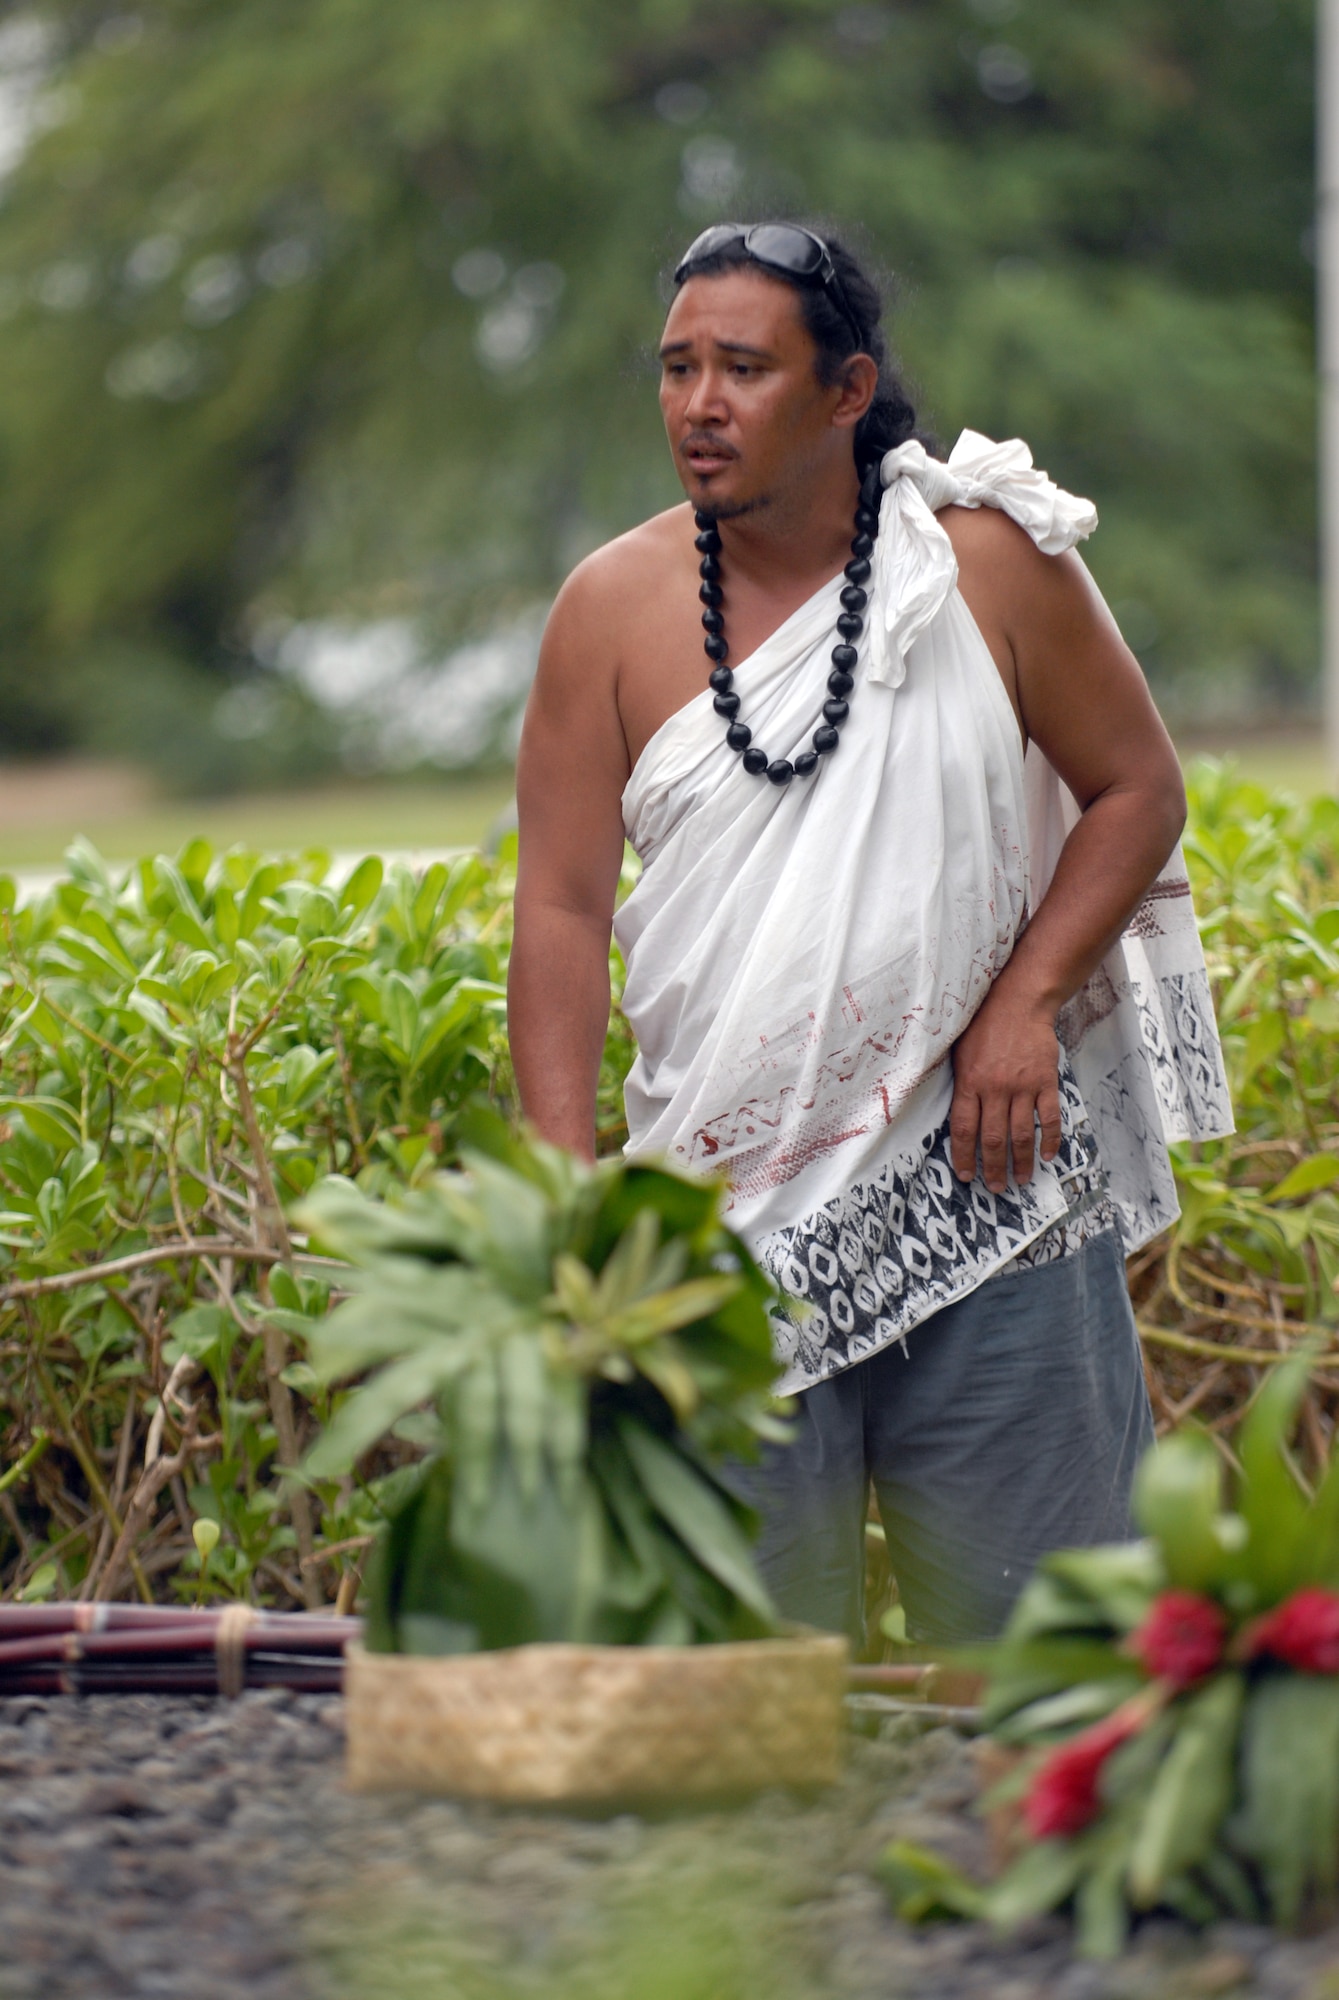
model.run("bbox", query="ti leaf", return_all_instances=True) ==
[1074,1846,1130,1961]
[618,1419,775,1628]
[1239,1673,1339,1925]
[1128,1673,1245,1906]
[1234,1352,1315,1602]
[985,1839,1088,1933]
[498,1331,548,1502]
[1132,1431,1225,1593]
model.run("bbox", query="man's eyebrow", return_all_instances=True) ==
[657,339,774,360]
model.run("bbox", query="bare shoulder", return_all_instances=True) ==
[940,501,1110,662]
[939,502,1075,604]
[525,501,696,785]
[545,503,691,652]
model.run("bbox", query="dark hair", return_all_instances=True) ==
[670,224,934,469]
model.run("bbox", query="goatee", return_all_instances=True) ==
[692,491,767,525]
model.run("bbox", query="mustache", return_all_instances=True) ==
[678,434,738,459]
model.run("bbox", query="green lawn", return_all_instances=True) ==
[0,774,517,871]
[0,735,1333,875]
[1177,736,1335,800]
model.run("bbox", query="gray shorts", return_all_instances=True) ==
[731,1226,1153,1645]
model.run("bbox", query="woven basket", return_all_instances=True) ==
[344,1632,849,1803]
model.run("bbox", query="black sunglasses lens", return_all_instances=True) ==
[744,224,824,277]
[674,224,744,279]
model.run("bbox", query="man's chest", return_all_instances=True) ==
[614,567,855,772]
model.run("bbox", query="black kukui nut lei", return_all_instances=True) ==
[696,463,881,786]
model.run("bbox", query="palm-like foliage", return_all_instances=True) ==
[293,1118,784,1653]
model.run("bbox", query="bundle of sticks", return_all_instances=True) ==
[0,1603,361,1698]
[0,1605,967,1708]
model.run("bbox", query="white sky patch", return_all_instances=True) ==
[275,613,544,770]
[0,14,55,183]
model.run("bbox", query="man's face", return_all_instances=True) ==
[658,268,846,521]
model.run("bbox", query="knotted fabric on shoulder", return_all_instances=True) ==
[868,431,1098,689]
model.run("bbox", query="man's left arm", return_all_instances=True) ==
[947,518,1187,1195]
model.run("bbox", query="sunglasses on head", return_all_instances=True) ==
[673,223,865,352]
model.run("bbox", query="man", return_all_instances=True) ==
[508,223,1232,1643]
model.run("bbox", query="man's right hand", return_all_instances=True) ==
[949,981,1063,1193]
[508,563,631,1158]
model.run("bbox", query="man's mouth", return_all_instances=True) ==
[681,439,737,475]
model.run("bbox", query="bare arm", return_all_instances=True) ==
[509,569,629,1159]
[946,513,1186,1193]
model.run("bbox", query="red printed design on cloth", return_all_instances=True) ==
[1127,1591,1227,1689]
[1248,1587,1339,1674]
[1023,1706,1145,1841]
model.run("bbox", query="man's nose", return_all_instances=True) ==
[683,369,727,425]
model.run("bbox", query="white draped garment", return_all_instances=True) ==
[615,431,1233,1396]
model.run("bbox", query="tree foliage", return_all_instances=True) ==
[0,0,1317,768]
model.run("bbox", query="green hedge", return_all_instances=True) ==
[0,834,631,1604]
[1133,770,1339,1438]
[0,765,1335,1606]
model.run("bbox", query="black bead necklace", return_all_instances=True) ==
[695,460,882,786]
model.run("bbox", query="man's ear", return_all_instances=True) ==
[830,353,879,431]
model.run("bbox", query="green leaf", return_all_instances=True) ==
[277,1043,336,1109]
[1001,1564,1145,1649]
[1305,1445,1339,1586]
[397,1614,478,1656]
[454,1349,501,1514]
[876,1841,985,1923]
[1239,1008,1286,1085]
[278,1361,319,1392]
[1074,1848,1129,1960]
[268,1267,303,1313]
[303,1350,451,1476]
[609,1275,743,1345]
[1235,1353,1315,1600]
[18,1563,57,1603]
[985,1840,1087,1932]
[498,1332,548,1502]
[618,1419,774,1625]
[462,1154,556,1299]
[543,1364,587,1501]
[164,1304,234,1368]
[214,883,240,948]
[993,1678,1143,1745]
[0,1096,81,1151]
[1133,1432,1225,1592]
[302,1265,522,1380]
[339,855,384,917]
[73,905,139,977]
[1240,1674,1339,1925]
[1128,1673,1245,1905]
[1265,1155,1339,1203]
[1042,1543,1164,1629]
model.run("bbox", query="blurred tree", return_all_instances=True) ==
[0,0,1317,774]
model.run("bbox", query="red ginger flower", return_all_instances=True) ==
[1023,1705,1146,1842]
[1247,1587,1339,1674]
[1127,1590,1227,1689]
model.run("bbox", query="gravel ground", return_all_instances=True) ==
[0,1692,1336,1999]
